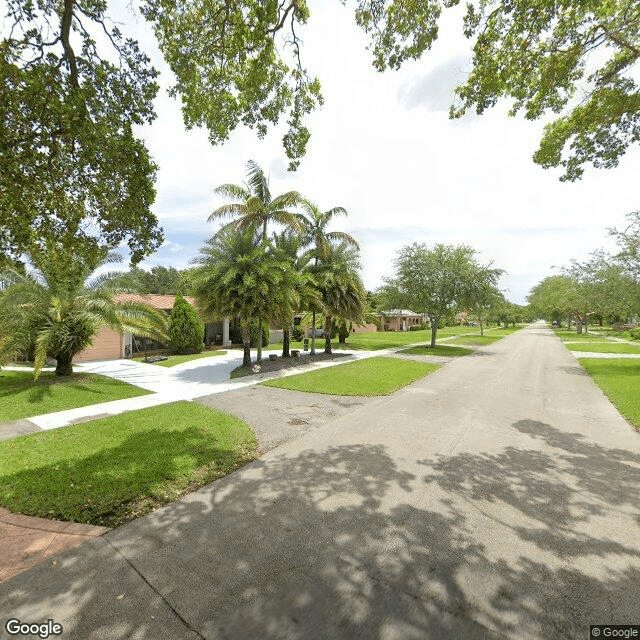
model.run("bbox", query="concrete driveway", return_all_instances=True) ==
[1,323,639,639]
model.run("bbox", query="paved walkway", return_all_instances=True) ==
[1,322,639,639]
[0,508,109,583]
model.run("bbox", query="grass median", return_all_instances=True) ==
[0,402,258,526]
[261,356,441,396]
[401,345,473,357]
[0,370,150,423]
[579,359,640,431]
[568,342,640,354]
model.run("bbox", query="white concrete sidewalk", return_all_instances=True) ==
[21,347,390,431]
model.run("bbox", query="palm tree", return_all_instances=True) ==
[0,244,167,377]
[314,242,366,354]
[209,160,302,361]
[192,228,302,368]
[270,231,320,357]
[298,198,359,354]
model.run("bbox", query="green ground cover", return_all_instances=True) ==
[579,359,640,430]
[448,335,503,346]
[0,371,149,423]
[401,345,473,357]
[134,350,227,367]
[568,342,640,354]
[261,356,440,396]
[0,402,257,526]
[554,330,611,342]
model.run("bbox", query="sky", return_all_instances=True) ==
[111,0,640,305]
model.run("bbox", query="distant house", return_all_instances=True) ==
[378,310,426,332]
[73,294,233,363]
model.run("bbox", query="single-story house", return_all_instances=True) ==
[73,294,234,363]
[378,310,426,332]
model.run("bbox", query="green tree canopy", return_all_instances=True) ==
[1,0,163,264]
[381,243,487,347]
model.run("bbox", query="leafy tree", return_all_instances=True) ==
[466,264,505,335]
[168,294,204,354]
[1,0,162,264]
[299,198,359,354]
[381,243,482,347]
[192,228,300,367]
[527,275,578,328]
[610,211,640,281]
[111,266,184,295]
[0,245,167,377]
[209,160,301,361]
[355,0,640,181]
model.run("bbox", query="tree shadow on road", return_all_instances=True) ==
[2,424,639,639]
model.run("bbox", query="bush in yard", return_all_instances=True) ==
[168,295,204,354]
[250,321,269,348]
[630,328,640,341]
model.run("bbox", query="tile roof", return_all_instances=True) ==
[114,293,196,310]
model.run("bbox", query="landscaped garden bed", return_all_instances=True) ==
[230,352,348,379]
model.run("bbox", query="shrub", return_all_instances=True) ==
[629,328,640,341]
[168,295,204,354]
[291,326,304,342]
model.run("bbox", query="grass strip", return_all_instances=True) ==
[0,402,258,526]
[0,371,149,423]
[579,359,640,431]
[261,356,440,396]
[401,345,473,357]
[568,342,640,354]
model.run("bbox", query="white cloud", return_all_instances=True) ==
[110,0,639,305]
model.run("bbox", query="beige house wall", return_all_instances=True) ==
[351,323,378,334]
[74,327,123,363]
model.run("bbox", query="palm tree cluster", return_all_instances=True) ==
[192,160,366,367]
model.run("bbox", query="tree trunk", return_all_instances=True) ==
[583,312,588,333]
[479,314,484,337]
[54,352,74,376]
[311,310,316,355]
[324,317,333,354]
[242,323,251,367]
[256,315,262,362]
[567,318,571,330]
[430,317,439,348]
[282,327,290,358]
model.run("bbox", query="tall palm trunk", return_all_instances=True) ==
[242,322,252,367]
[311,309,316,355]
[324,316,333,354]
[282,327,290,357]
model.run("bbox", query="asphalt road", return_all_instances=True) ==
[1,322,639,640]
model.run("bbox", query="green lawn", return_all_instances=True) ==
[134,350,227,367]
[0,371,150,423]
[554,330,610,342]
[0,402,257,526]
[568,342,640,354]
[261,356,441,396]
[448,334,503,346]
[401,345,473,357]
[579,359,640,430]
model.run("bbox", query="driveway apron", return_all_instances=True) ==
[1,323,639,640]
